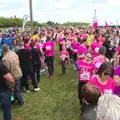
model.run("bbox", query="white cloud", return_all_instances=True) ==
[0,0,120,25]
[0,5,5,8]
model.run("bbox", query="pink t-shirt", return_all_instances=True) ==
[71,42,80,54]
[80,34,88,39]
[24,44,32,59]
[80,35,84,40]
[24,44,31,50]
[78,45,87,55]
[88,75,116,95]
[60,50,69,57]
[57,35,64,45]
[83,34,88,39]
[35,42,41,50]
[99,37,104,43]
[68,37,73,42]
[93,56,108,70]
[77,60,95,82]
[115,46,120,54]
[90,42,102,57]
[43,41,54,57]
[60,50,69,62]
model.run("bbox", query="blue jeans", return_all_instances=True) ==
[0,89,11,120]
[14,78,24,105]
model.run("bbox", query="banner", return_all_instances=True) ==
[105,21,109,29]
[93,19,98,30]
[23,14,29,32]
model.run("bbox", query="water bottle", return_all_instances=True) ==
[74,62,80,71]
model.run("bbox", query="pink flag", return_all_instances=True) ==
[105,21,109,29]
[93,19,98,30]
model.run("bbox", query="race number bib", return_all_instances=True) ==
[61,55,66,61]
[60,41,63,44]
[80,72,90,81]
[46,45,52,50]
[95,47,100,53]
[73,49,78,52]
[104,89,112,95]
[80,37,84,39]
[67,41,71,48]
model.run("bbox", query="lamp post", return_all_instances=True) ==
[116,20,119,27]
[29,0,33,35]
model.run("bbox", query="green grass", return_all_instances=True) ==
[0,45,80,120]
[0,28,8,30]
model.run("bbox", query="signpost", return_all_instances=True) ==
[29,0,33,35]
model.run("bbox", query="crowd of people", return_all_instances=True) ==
[0,26,120,120]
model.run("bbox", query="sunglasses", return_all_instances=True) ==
[104,72,110,76]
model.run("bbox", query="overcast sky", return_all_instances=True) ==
[0,0,120,25]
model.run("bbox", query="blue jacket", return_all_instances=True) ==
[0,38,2,57]
[2,36,14,50]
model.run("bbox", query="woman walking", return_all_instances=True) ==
[43,36,55,78]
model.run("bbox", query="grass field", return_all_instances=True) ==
[0,46,80,120]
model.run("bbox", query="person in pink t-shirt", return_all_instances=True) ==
[60,45,69,75]
[57,32,64,51]
[88,62,118,95]
[24,38,31,50]
[99,34,105,43]
[66,37,73,61]
[24,38,32,60]
[93,46,109,71]
[89,36,102,57]
[43,36,54,78]
[83,31,88,39]
[78,38,88,56]
[35,41,41,50]
[71,38,80,62]
[74,53,95,105]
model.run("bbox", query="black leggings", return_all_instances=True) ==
[21,66,38,90]
[67,48,72,59]
[34,64,41,82]
[59,45,62,52]
[61,63,67,74]
[45,56,54,76]
[73,54,77,62]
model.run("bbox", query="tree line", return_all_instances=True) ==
[0,17,90,28]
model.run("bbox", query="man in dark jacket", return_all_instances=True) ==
[80,83,101,120]
[16,42,40,92]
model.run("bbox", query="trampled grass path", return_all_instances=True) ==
[0,45,80,120]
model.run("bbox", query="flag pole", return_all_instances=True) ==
[93,9,97,27]
[29,0,33,36]
[94,9,96,18]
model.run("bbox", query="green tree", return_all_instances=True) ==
[47,21,55,26]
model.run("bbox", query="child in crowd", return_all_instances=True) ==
[71,37,80,62]
[60,45,69,75]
